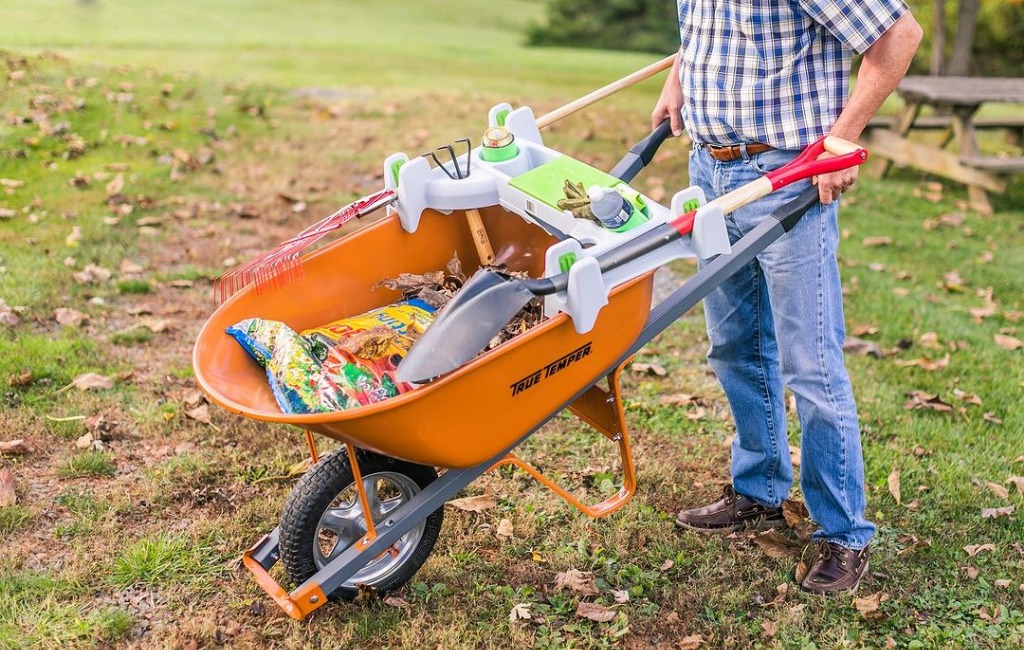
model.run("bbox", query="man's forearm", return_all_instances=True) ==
[829,13,923,142]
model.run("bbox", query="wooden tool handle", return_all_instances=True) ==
[465,209,495,265]
[823,136,862,156]
[536,54,677,130]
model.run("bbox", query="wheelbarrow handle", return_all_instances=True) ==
[609,118,674,183]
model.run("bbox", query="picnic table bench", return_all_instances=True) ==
[862,76,1024,214]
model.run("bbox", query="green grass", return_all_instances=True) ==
[109,534,226,588]
[0,569,133,649]
[54,489,111,539]
[58,451,116,479]
[0,0,665,107]
[0,506,31,538]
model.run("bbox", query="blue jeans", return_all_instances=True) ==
[689,145,875,550]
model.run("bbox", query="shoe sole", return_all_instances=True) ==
[799,559,870,596]
[674,516,786,535]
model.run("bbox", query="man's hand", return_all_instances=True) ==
[652,51,684,136]
[813,154,859,204]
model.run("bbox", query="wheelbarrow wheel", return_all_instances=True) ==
[278,448,443,601]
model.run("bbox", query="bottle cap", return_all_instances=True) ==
[482,126,514,149]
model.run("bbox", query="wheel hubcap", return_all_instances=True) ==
[312,471,425,588]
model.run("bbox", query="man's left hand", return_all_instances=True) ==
[812,155,858,204]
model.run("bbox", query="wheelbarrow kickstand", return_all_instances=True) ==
[490,361,637,518]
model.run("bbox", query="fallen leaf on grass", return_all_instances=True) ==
[888,468,901,505]
[383,596,411,609]
[0,468,16,506]
[752,531,802,559]
[994,334,1023,351]
[576,602,616,623]
[353,584,377,605]
[850,324,879,337]
[895,354,950,372]
[181,389,205,408]
[630,362,667,377]
[942,271,967,292]
[761,620,778,638]
[0,300,22,327]
[7,369,33,387]
[963,566,980,580]
[611,589,630,604]
[678,634,704,649]
[447,494,496,512]
[952,389,983,405]
[75,432,102,451]
[977,605,1002,624]
[964,544,996,557]
[69,373,114,391]
[495,518,514,539]
[995,579,1012,589]
[555,569,600,597]
[105,172,124,196]
[982,505,1015,520]
[985,482,1010,500]
[508,602,531,622]
[896,535,931,557]
[54,307,88,327]
[781,500,815,541]
[72,263,113,285]
[983,413,1003,425]
[659,559,674,571]
[1006,477,1024,494]
[843,337,885,358]
[185,404,212,424]
[854,592,890,621]
[862,236,892,247]
[0,439,31,455]
[287,458,312,477]
[903,391,952,412]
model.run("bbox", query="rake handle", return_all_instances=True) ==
[536,55,676,130]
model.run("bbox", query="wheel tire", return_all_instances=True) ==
[278,449,443,601]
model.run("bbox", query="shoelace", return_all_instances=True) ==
[818,540,833,560]
[722,485,738,505]
[817,541,852,568]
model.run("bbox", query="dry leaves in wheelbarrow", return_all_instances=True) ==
[376,252,544,351]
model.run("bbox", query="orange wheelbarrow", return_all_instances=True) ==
[193,63,868,619]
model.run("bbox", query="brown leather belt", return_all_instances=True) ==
[704,142,774,162]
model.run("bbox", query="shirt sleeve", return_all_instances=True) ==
[798,0,910,55]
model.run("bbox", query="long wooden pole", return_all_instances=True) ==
[536,54,676,130]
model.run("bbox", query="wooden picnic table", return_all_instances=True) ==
[863,76,1024,214]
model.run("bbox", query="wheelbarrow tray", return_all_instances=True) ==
[193,205,653,469]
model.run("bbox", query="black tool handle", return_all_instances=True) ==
[609,119,675,183]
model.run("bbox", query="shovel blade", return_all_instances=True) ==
[397,269,537,383]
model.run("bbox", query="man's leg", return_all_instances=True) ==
[676,148,792,531]
[757,186,875,593]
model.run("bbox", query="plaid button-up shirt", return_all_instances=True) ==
[678,0,908,150]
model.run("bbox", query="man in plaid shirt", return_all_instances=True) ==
[653,0,921,594]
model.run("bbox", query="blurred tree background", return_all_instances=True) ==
[527,0,1024,76]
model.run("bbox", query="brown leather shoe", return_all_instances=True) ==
[799,541,870,595]
[674,485,785,533]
